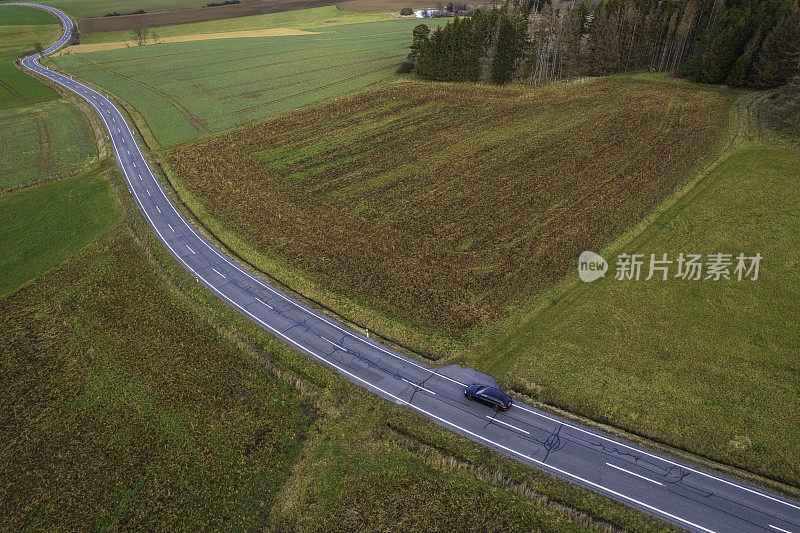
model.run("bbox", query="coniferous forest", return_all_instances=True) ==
[408,0,800,88]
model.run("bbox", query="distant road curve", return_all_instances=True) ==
[9,4,800,531]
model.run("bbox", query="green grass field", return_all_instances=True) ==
[0,4,60,25]
[0,100,97,189]
[0,6,100,190]
[0,11,61,109]
[27,0,210,18]
[80,5,393,44]
[0,167,121,297]
[463,139,800,487]
[53,18,423,146]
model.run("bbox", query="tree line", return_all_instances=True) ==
[407,0,800,88]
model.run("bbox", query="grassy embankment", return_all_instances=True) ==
[52,11,423,146]
[165,75,800,490]
[0,5,98,188]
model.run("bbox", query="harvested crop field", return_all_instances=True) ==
[167,77,734,332]
[78,0,345,33]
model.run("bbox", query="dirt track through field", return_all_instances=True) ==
[35,115,54,173]
[0,79,26,102]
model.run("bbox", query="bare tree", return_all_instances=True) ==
[130,27,148,46]
[33,41,44,57]
[150,31,161,44]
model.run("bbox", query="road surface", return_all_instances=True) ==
[9,3,800,531]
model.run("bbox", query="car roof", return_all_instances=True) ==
[478,386,511,402]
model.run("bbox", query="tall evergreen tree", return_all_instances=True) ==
[490,13,523,83]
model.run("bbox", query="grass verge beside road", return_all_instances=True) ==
[0,152,673,530]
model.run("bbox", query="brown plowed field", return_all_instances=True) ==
[78,0,342,33]
[167,78,733,332]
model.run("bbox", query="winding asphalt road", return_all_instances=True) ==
[9,3,800,531]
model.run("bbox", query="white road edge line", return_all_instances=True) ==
[770,525,795,533]
[606,463,664,486]
[101,104,471,388]
[486,416,529,435]
[401,378,437,395]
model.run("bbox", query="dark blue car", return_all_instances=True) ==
[464,384,513,410]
